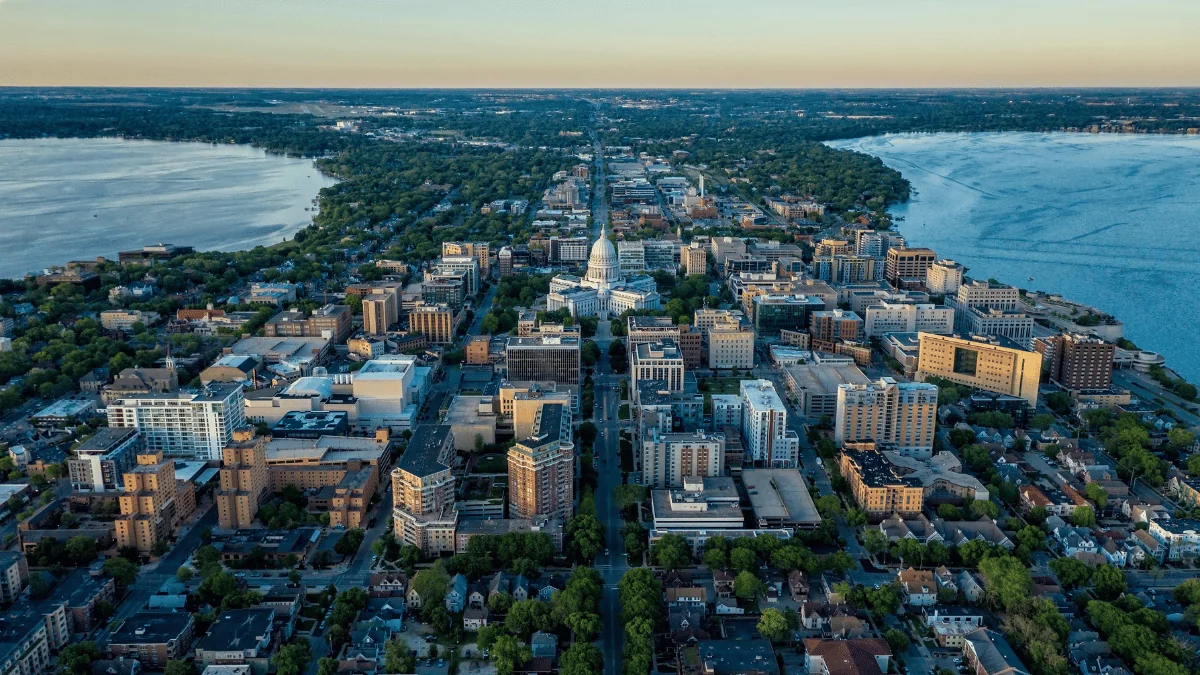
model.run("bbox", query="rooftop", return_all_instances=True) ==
[273,410,350,434]
[742,469,822,527]
[196,609,274,652]
[396,424,453,477]
[264,435,389,463]
[76,427,139,455]
[109,611,194,645]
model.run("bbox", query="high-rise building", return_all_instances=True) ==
[505,336,581,385]
[362,294,395,336]
[885,248,937,285]
[1041,333,1115,391]
[115,451,185,553]
[916,333,1042,406]
[749,294,826,335]
[216,428,269,530]
[810,309,864,343]
[811,255,876,284]
[681,243,708,276]
[956,307,1034,348]
[107,383,245,461]
[834,378,938,457]
[408,303,456,345]
[706,314,755,370]
[437,255,480,297]
[814,239,854,257]
[392,424,457,555]
[950,278,1021,311]
[632,339,686,393]
[925,260,965,295]
[266,304,353,343]
[68,427,139,491]
[442,242,490,276]
[740,379,799,468]
[508,404,575,521]
[641,428,725,489]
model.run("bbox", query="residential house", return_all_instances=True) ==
[463,608,489,631]
[1148,518,1200,561]
[1132,529,1165,564]
[667,587,708,614]
[800,602,832,630]
[936,518,1014,550]
[829,615,869,640]
[446,574,468,613]
[961,628,1032,675]
[714,570,735,599]
[958,571,985,604]
[530,632,557,659]
[714,598,743,615]
[878,513,942,544]
[669,608,710,645]
[933,566,957,594]
[803,638,891,675]
[368,573,408,597]
[1054,525,1099,558]
[787,570,809,602]
[897,568,937,606]
[364,597,405,632]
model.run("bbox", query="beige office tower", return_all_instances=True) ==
[925,259,965,295]
[442,242,490,277]
[408,303,456,345]
[216,428,269,530]
[916,333,1042,406]
[362,293,396,336]
[115,451,179,553]
[508,404,575,521]
[834,378,938,457]
[681,243,708,276]
[885,247,937,285]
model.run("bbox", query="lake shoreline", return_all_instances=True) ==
[0,137,338,281]
[829,132,1200,382]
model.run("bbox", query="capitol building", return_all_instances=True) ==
[547,227,662,319]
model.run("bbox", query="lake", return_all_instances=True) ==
[829,132,1200,382]
[0,138,337,279]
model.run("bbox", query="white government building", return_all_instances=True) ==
[547,227,662,319]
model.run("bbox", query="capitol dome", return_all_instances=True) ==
[585,227,621,284]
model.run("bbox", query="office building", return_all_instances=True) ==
[392,425,458,555]
[115,451,188,553]
[743,469,823,529]
[810,309,864,344]
[100,309,160,332]
[1040,333,1115,391]
[925,260,965,295]
[863,301,955,338]
[264,304,352,343]
[740,380,799,468]
[835,378,938,457]
[710,237,748,266]
[508,404,575,521]
[408,303,456,345]
[706,314,755,370]
[548,236,589,265]
[436,255,480,297]
[681,243,708,276]
[68,427,139,492]
[632,339,685,393]
[442,241,490,276]
[505,336,581,385]
[107,383,245,461]
[956,307,1034,348]
[811,255,876,284]
[750,294,825,335]
[692,309,744,333]
[950,278,1021,312]
[916,333,1042,406]
[885,248,937,285]
[216,429,269,530]
[782,360,872,418]
[641,429,724,489]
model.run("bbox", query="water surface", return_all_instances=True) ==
[830,132,1200,381]
[0,138,336,278]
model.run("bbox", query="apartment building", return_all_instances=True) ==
[508,404,575,521]
[100,309,160,332]
[107,383,245,461]
[839,449,925,517]
[950,278,1021,311]
[810,309,864,343]
[264,305,352,343]
[834,378,938,457]
[885,248,937,285]
[863,301,955,338]
[1038,333,1115,391]
[632,339,685,393]
[0,552,27,606]
[740,380,799,468]
[505,336,581,385]
[408,303,456,345]
[115,451,183,553]
[707,315,755,370]
[108,612,196,668]
[916,333,1042,406]
[956,306,1034,348]
[641,429,725,489]
[442,241,490,276]
[436,255,480,296]
[681,243,708,276]
[750,294,826,335]
[263,433,386,528]
[216,429,269,530]
[68,427,139,491]
[392,425,458,555]
[811,255,876,284]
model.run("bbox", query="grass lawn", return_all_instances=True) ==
[472,453,507,474]
[618,404,630,420]
[704,377,753,395]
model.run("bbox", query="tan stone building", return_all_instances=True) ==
[216,429,269,530]
[263,433,388,529]
[115,451,188,553]
[885,247,937,285]
[681,242,708,276]
[508,404,575,521]
[464,335,491,365]
[839,448,925,517]
[916,333,1042,406]
[834,378,938,457]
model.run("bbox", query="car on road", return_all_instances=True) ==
[604,549,609,557]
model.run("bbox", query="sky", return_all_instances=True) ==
[2,0,1199,88]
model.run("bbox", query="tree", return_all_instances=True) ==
[56,641,100,675]
[1084,483,1108,510]
[1092,565,1127,600]
[274,641,313,675]
[566,513,604,562]
[730,547,757,574]
[733,571,763,601]
[1015,526,1045,554]
[317,658,338,675]
[949,428,977,448]
[979,555,1032,610]
[505,600,554,639]
[962,445,991,472]
[703,547,727,570]
[176,566,194,582]
[385,638,415,674]
[561,642,602,675]
[1030,413,1056,431]
[335,529,365,556]
[938,503,963,521]
[65,535,98,565]
[492,634,532,675]
[862,529,888,556]
[846,508,868,526]
[757,608,789,642]
[1071,504,1097,528]
[564,611,601,641]
[104,557,139,588]
[1187,453,1200,477]
[822,551,855,574]
[884,628,910,654]
[411,565,450,607]
[815,495,842,518]
[163,662,194,675]
[613,484,648,511]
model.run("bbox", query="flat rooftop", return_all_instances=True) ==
[784,362,871,395]
[76,427,139,454]
[740,379,787,409]
[742,469,822,526]
[396,424,453,477]
[264,436,389,463]
[109,611,193,645]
